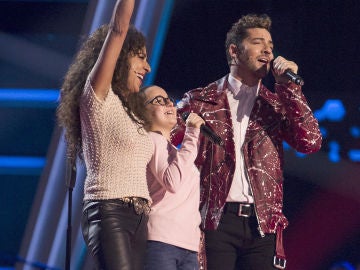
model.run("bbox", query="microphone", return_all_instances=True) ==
[181,112,224,147]
[284,70,304,86]
[271,59,304,86]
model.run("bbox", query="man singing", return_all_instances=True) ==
[171,13,322,270]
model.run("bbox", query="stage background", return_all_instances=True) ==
[0,0,359,269]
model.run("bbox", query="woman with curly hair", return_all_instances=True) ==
[57,0,152,269]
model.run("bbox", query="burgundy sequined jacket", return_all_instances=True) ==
[171,75,322,235]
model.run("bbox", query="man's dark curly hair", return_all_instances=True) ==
[225,14,272,64]
[57,24,147,161]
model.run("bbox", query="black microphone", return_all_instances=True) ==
[271,59,304,86]
[181,112,224,147]
[284,70,304,86]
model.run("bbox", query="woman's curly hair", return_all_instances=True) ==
[127,85,154,130]
[57,24,147,161]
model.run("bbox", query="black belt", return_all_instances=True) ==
[224,202,255,217]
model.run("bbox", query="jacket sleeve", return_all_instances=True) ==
[275,82,322,154]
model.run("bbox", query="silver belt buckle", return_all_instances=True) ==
[238,203,251,217]
[273,256,286,269]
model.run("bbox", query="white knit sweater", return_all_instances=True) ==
[79,78,154,201]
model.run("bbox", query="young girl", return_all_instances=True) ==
[132,85,204,270]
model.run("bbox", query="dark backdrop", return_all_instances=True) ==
[0,1,359,269]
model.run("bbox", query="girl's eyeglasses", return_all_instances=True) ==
[144,95,176,106]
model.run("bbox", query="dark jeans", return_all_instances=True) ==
[145,241,199,270]
[204,209,276,270]
[81,199,149,270]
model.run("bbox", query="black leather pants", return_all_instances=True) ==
[81,199,149,270]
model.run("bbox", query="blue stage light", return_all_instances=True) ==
[350,126,360,138]
[0,88,59,108]
[0,156,46,175]
[314,99,346,122]
[348,149,360,162]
